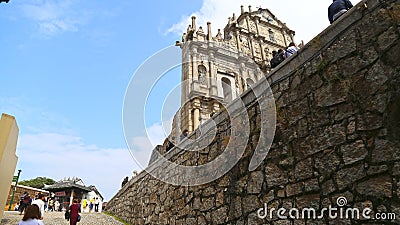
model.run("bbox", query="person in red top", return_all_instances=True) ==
[68,199,81,225]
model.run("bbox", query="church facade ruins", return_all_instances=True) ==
[169,5,296,140]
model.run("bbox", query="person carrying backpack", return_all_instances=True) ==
[328,0,353,24]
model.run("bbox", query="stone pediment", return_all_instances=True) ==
[254,9,279,25]
[230,7,292,35]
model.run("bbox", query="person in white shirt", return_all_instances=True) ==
[18,204,44,225]
[285,42,299,58]
[94,197,100,212]
[31,194,45,219]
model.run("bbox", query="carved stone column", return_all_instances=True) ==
[245,15,250,32]
[193,99,201,130]
[254,16,260,35]
[188,108,193,132]
[235,31,240,51]
[192,48,198,81]
[239,63,246,91]
[209,52,218,97]
[193,108,200,131]
[260,41,266,61]
[250,36,256,58]
[207,22,212,41]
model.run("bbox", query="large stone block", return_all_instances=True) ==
[242,195,261,214]
[200,196,215,211]
[247,170,264,194]
[314,149,341,176]
[356,112,384,131]
[377,26,399,51]
[371,139,400,163]
[265,163,288,187]
[341,140,367,165]
[211,206,227,224]
[335,164,366,190]
[356,176,392,198]
[286,182,304,197]
[228,196,242,219]
[315,83,347,107]
[295,158,314,181]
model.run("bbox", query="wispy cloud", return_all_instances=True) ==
[17,132,136,200]
[0,96,73,134]
[20,0,81,37]
[166,0,362,44]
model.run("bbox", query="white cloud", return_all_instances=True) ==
[16,132,137,201]
[147,117,173,146]
[128,118,174,169]
[20,0,81,37]
[167,0,362,44]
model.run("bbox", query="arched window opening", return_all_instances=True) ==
[198,65,207,84]
[269,29,276,42]
[221,77,232,102]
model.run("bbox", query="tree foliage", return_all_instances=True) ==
[18,177,56,189]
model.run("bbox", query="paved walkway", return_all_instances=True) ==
[1,211,125,225]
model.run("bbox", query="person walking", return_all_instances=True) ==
[32,193,45,219]
[89,197,94,212]
[270,49,286,68]
[328,0,353,24]
[48,198,54,212]
[68,199,81,225]
[94,197,100,212]
[14,203,20,211]
[121,177,128,187]
[82,198,88,211]
[17,204,44,225]
[54,200,60,212]
[19,192,31,215]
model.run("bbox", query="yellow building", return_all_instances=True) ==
[0,114,19,220]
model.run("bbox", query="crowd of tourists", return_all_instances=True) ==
[269,42,299,69]
[16,192,101,225]
[17,192,63,214]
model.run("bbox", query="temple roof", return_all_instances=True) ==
[43,177,92,192]
[88,185,104,200]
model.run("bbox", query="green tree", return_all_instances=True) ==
[19,177,56,189]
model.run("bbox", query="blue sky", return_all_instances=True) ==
[0,0,360,200]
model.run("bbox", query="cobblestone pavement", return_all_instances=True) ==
[1,211,125,225]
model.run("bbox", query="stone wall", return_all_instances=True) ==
[106,0,400,224]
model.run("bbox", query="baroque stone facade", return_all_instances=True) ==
[106,0,400,224]
[172,6,295,138]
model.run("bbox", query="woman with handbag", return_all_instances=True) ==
[68,199,81,225]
